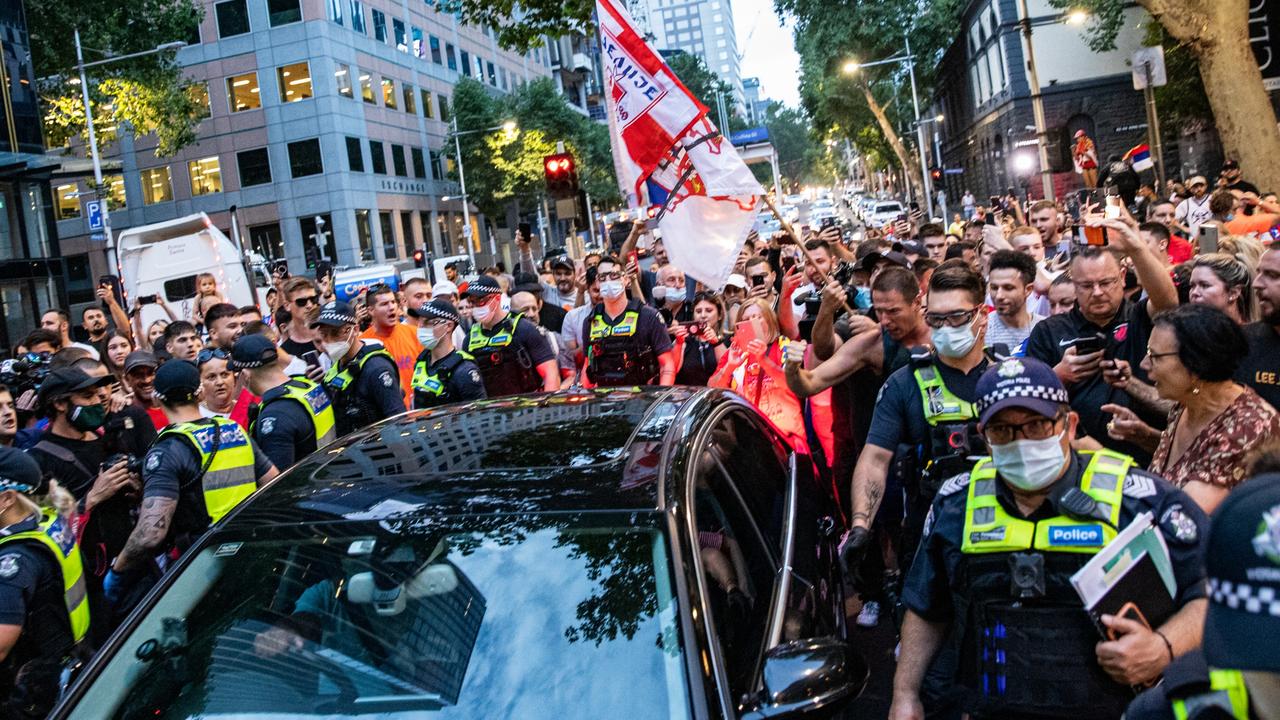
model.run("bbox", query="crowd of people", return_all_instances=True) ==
[0,156,1276,717]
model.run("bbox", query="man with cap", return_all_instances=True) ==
[123,350,166,431]
[889,356,1210,720]
[105,361,277,611]
[0,447,91,718]
[314,300,405,436]
[514,226,579,311]
[464,275,559,396]
[1125,471,1280,719]
[514,271,566,333]
[231,334,336,471]
[580,255,675,388]
[1176,175,1214,237]
[409,299,485,409]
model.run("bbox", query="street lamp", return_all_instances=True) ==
[74,30,187,277]
[447,117,518,268]
[1014,6,1091,201]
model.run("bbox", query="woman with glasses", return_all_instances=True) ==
[1110,304,1279,513]
[673,292,728,386]
[709,298,806,450]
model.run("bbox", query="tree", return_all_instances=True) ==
[30,0,206,157]
[1053,0,1280,190]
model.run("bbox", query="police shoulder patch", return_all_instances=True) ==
[468,369,481,384]
[0,555,19,579]
[1159,504,1199,544]
[260,417,276,436]
[936,473,970,497]
[145,451,162,472]
[380,372,394,388]
[1122,474,1157,499]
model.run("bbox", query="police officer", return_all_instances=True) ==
[105,361,279,611]
[891,357,1210,720]
[1125,472,1280,720]
[231,334,336,471]
[0,448,89,718]
[464,275,559,396]
[580,255,676,388]
[408,299,485,409]
[314,300,406,436]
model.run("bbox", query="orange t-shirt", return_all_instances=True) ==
[361,322,422,407]
[1224,213,1280,237]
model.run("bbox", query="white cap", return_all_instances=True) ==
[725,273,747,289]
[432,280,459,297]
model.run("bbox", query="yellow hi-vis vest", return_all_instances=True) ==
[256,378,338,450]
[961,449,1130,554]
[160,417,257,524]
[0,510,89,642]
[914,363,977,425]
[1172,668,1250,720]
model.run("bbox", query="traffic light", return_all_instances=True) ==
[930,167,943,182]
[413,248,426,269]
[543,152,579,200]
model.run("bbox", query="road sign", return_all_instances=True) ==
[90,232,105,242]
[730,127,770,145]
[944,168,965,175]
[1131,46,1167,89]
[462,224,473,239]
[85,200,104,231]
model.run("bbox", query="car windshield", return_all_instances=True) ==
[875,203,902,213]
[70,517,689,720]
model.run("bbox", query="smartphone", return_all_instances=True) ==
[98,275,125,308]
[137,294,159,306]
[272,259,290,280]
[989,195,1001,210]
[780,254,797,272]
[909,201,920,212]
[1198,224,1220,253]
[518,222,532,241]
[751,274,768,288]
[1080,225,1108,247]
[1071,335,1106,355]
[627,250,640,271]
[680,321,705,336]
[315,261,333,285]
[820,216,837,229]
[301,350,321,369]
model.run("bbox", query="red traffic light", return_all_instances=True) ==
[543,152,579,200]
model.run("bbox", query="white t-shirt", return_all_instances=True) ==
[986,310,1044,355]
[1175,195,1213,234]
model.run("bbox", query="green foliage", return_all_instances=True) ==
[1140,22,1213,132]
[439,0,594,52]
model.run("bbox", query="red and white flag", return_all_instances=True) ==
[597,0,761,290]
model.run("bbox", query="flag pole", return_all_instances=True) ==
[762,194,858,317]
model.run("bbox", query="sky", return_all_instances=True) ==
[733,0,803,107]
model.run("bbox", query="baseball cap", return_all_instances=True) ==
[36,367,110,409]
[1203,474,1280,672]
[549,255,574,272]
[855,250,910,273]
[725,273,747,289]
[1188,175,1208,187]
[123,350,159,375]
[900,240,925,257]
[464,275,503,298]
[975,357,1071,426]
[311,300,357,328]
[228,334,279,371]
[1222,159,1240,171]
[1073,129,1086,139]
[431,280,459,298]
[153,360,201,402]
[0,446,44,496]
[512,272,543,295]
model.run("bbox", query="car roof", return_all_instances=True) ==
[225,387,710,530]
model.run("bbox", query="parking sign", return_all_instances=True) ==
[85,200,104,231]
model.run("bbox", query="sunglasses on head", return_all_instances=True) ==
[197,348,230,365]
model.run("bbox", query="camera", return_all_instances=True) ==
[101,453,143,475]
[0,352,51,394]
[1009,552,1046,599]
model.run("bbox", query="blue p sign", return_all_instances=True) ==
[85,200,104,231]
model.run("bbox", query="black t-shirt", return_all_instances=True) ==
[280,336,317,361]
[865,356,989,453]
[1235,322,1280,412]
[252,387,322,471]
[0,515,75,709]
[142,430,274,544]
[677,338,719,386]
[1025,299,1159,464]
[539,303,567,334]
[1225,178,1261,196]
[29,431,137,565]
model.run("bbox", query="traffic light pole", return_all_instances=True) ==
[451,116,476,272]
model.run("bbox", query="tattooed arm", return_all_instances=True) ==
[849,445,893,531]
[112,497,176,572]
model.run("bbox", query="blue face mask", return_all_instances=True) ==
[853,286,872,310]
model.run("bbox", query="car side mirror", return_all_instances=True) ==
[741,637,866,719]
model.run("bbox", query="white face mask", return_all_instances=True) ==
[471,304,492,323]
[417,327,440,350]
[991,430,1069,491]
[651,285,667,301]
[931,317,979,358]
[665,287,687,303]
[323,339,351,363]
[600,280,625,299]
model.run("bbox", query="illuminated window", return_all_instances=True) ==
[188,156,223,195]
[226,72,261,112]
[381,77,396,109]
[277,61,313,102]
[141,167,174,205]
[421,89,433,118]
[55,184,80,220]
[102,175,127,210]
[359,69,375,103]
[335,63,352,98]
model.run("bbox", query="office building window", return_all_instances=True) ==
[141,167,173,205]
[335,63,353,97]
[446,43,457,70]
[475,55,484,77]
[391,144,408,176]
[499,66,507,90]
[236,148,272,187]
[267,0,301,26]
[421,89,434,119]
[381,78,396,108]
[410,147,426,178]
[287,139,324,177]
[188,156,223,195]
[487,61,496,86]
[103,175,127,210]
[300,214,336,267]
[379,211,397,259]
[402,84,416,113]
[250,223,284,261]
[369,140,387,174]
[55,184,79,220]
[215,0,250,37]
[345,136,364,172]
[430,35,442,64]
[412,26,424,57]
[355,209,373,261]
[358,69,375,103]
[350,0,366,32]
[393,19,408,51]
[437,94,449,121]
[226,72,261,111]
[277,61,312,102]
[401,212,416,254]
[327,0,342,23]
[188,82,211,119]
[460,50,471,77]
[372,9,387,41]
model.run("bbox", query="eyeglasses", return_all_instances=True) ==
[597,271,623,282]
[1145,347,1179,362]
[428,319,453,329]
[924,307,981,329]
[197,348,230,365]
[1075,277,1122,294]
[984,413,1065,444]
[293,295,320,308]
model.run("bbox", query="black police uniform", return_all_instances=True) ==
[323,344,406,436]
[903,452,1209,719]
[251,378,335,471]
[581,300,673,387]
[1125,649,1258,720]
[410,348,486,409]
[466,313,555,397]
[0,515,82,719]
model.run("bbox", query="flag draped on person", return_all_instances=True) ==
[597,0,762,290]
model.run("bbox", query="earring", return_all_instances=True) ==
[1191,384,1201,396]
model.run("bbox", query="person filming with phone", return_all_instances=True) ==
[580,256,675,388]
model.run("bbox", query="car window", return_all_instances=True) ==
[68,517,690,720]
[707,411,788,556]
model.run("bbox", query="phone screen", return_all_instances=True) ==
[1198,225,1220,253]
[734,319,758,347]
[301,350,321,368]
[518,222,532,240]
[1104,196,1123,220]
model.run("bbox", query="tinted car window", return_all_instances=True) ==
[706,411,789,556]
[69,517,690,719]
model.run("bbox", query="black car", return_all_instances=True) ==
[55,388,865,719]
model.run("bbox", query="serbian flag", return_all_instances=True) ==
[1125,143,1154,172]
[597,0,761,290]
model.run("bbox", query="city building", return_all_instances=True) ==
[631,0,744,110]
[930,0,1160,203]
[546,33,607,122]
[50,0,556,279]
[741,77,775,126]
[0,0,82,351]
